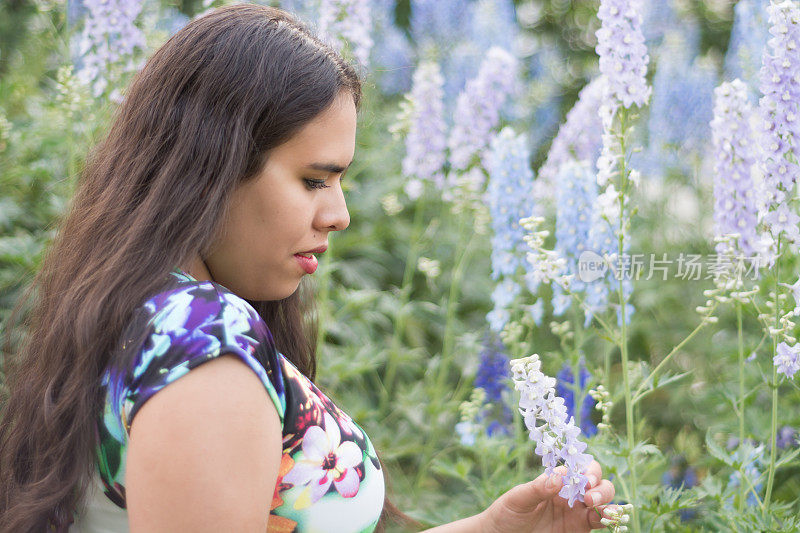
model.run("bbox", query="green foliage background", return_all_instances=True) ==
[2,1,800,531]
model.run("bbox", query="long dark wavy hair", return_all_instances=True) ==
[0,4,419,532]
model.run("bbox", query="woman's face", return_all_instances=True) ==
[194,90,356,300]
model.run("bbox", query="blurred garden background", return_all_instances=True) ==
[2,0,800,531]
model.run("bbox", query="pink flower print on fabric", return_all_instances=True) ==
[283,412,364,509]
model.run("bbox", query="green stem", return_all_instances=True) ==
[631,305,717,403]
[380,195,428,410]
[764,238,781,509]
[737,302,746,513]
[615,109,639,533]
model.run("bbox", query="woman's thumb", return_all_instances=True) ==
[501,472,562,514]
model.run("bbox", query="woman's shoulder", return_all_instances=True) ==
[106,268,288,434]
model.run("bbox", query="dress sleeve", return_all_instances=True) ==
[120,282,287,435]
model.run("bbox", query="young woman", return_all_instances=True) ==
[0,4,617,532]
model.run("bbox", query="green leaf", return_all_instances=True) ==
[705,429,733,466]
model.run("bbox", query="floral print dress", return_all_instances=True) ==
[70,268,384,533]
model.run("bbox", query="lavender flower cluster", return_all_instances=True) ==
[74,0,146,98]
[536,76,606,202]
[710,79,762,257]
[757,0,800,247]
[447,47,520,174]
[595,0,651,110]
[400,61,448,199]
[511,354,594,507]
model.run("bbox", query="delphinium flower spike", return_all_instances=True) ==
[393,61,448,200]
[710,79,762,258]
[510,354,594,507]
[75,0,147,99]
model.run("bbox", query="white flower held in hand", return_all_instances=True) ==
[510,354,594,507]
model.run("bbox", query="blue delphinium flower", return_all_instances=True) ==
[725,0,771,95]
[400,61,448,199]
[661,456,698,521]
[474,334,514,436]
[369,0,414,96]
[73,0,146,98]
[448,48,520,174]
[727,443,765,508]
[485,127,535,283]
[646,32,717,179]
[756,0,800,256]
[711,79,763,258]
[411,0,519,106]
[410,0,470,54]
[550,160,620,326]
[487,279,521,333]
[555,360,598,437]
[470,0,517,54]
[639,0,688,48]
[553,160,602,321]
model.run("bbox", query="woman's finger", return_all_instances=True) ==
[584,479,615,508]
[583,460,603,490]
[500,470,563,515]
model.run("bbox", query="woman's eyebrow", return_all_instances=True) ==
[305,161,352,173]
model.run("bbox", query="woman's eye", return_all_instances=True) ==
[304,178,330,190]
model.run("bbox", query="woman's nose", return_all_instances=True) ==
[317,183,350,232]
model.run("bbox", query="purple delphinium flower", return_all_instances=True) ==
[399,61,447,198]
[776,425,798,448]
[556,361,598,437]
[756,0,800,251]
[775,341,800,379]
[447,47,520,174]
[536,77,606,202]
[711,79,762,257]
[511,354,594,507]
[595,0,651,111]
[73,0,146,98]
[475,334,511,403]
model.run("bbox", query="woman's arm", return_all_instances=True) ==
[419,461,618,533]
[126,353,283,532]
[419,513,486,533]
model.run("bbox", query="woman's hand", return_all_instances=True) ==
[479,460,619,533]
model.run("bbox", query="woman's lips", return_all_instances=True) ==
[293,253,318,274]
